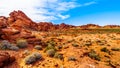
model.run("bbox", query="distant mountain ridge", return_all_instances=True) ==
[0,10,120,32]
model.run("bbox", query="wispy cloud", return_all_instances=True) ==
[84,1,96,6]
[0,0,96,22]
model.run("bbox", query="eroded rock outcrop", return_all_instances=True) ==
[0,51,15,67]
[37,22,74,31]
[0,10,74,41]
[0,10,38,41]
[9,10,38,30]
[0,16,8,39]
[0,10,120,41]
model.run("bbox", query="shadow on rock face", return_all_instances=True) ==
[0,51,19,68]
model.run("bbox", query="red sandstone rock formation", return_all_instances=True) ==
[0,10,120,41]
[0,10,38,41]
[37,22,74,31]
[0,51,15,67]
[8,10,38,30]
[37,22,55,31]
[80,24,101,29]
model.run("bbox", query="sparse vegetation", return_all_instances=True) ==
[96,40,106,45]
[47,40,56,46]
[0,40,19,51]
[0,40,11,50]
[68,56,76,61]
[111,47,120,51]
[88,50,101,61]
[9,44,19,51]
[1,10,120,68]
[101,47,111,54]
[44,44,56,52]
[84,41,92,46]
[25,52,42,64]
[34,45,42,50]
[72,43,78,47]
[46,49,56,57]
[16,39,28,48]
[54,53,63,60]
[57,45,62,49]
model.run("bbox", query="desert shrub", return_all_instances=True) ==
[72,43,78,47]
[0,40,19,51]
[25,52,42,64]
[96,40,106,45]
[46,49,56,57]
[9,44,19,51]
[84,41,92,46]
[63,45,69,49]
[34,45,42,50]
[68,56,76,61]
[67,40,72,43]
[25,55,36,64]
[44,44,56,52]
[47,40,56,46]
[0,40,11,50]
[88,50,101,61]
[57,45,62,49]
[54,53,63,60]
[111,48,120,51]
[101,47,110,54]
[33,52,42,59]
[16,39,28,48]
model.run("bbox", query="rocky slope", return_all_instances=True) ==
[0,10,120,41]
[0,10,120,68]
[0,10,75,41]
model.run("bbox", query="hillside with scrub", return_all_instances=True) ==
[0,10,120,68]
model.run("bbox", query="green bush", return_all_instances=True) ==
[46,49,56,57]
[25,55,36,64]
[101,47,110,54]
[47,40,56,46]
[33,52,42,59]
[44,45,56,52]
[25,52,42,64]
[34,45,42,50]
[54,53,63,60]
[88,50,101,61]
[68,56,76,61]
[16,39,28,48]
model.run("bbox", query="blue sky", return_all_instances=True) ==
[54,0,120,25]
[0,0,120,25]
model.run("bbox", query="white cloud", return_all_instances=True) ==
[84,1,96,6]
[0,0,96,22]
[58,14,70,20]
